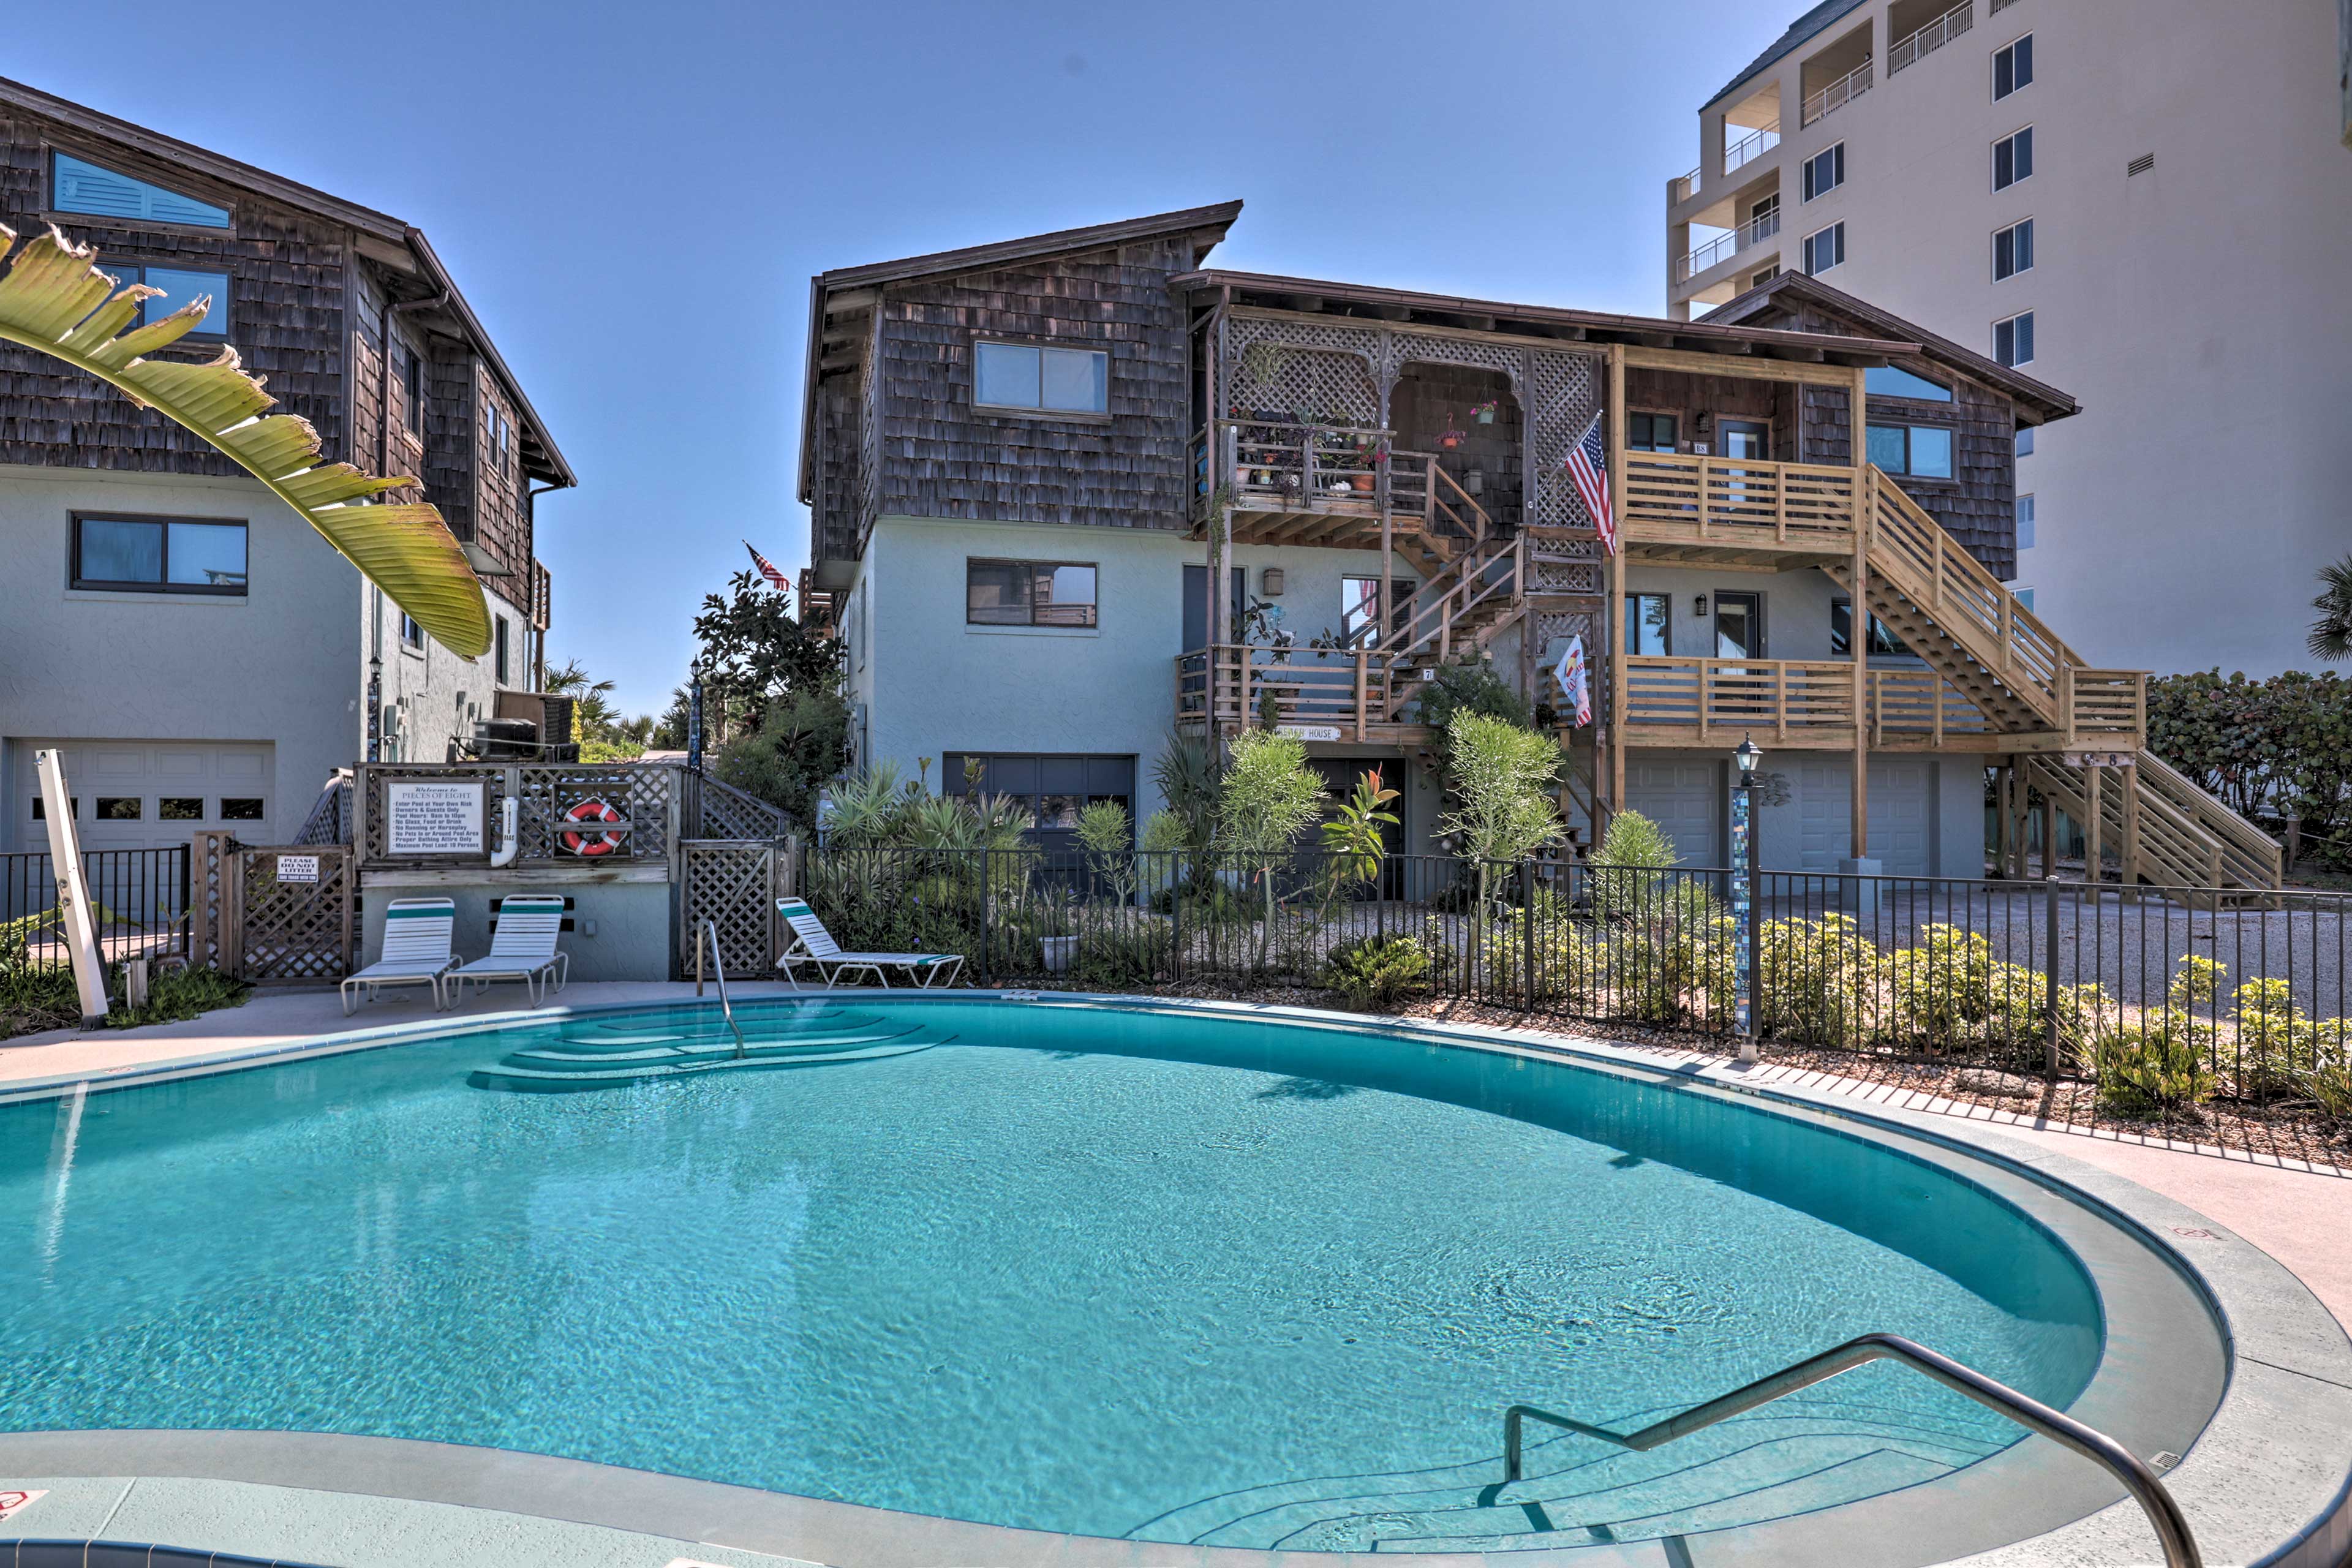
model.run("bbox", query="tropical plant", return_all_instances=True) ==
[2146,668,2352,856]
[1440,712,1564,992]
[1415,659,1537,781]
[0,225,489,653]
[1317,768,1398,905]
[1589,809,1682,924]
[1324,934,1431,1012]
[2309,554,2352,663]
[2093,1013,2214,1118]
[711,688,853,828]
[1077,799,1138,906]
[1152,733,1222,859]
[1216,730,1326,965]
[692,570,844,740]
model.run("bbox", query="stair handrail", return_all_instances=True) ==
[1429,461,1493,548]
[694,918,747,1060]
[1501,1332,2199,1568]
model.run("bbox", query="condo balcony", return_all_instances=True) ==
[1888,0,1973,75]
[1673,205,1783,286]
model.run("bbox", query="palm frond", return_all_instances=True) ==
[2309,555,2352,662]
[0,224,491,657]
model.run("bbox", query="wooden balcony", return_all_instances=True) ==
[1619,657,2147,752]
[1198,421,1488,550]
[1174,644,1433,744]
[1621,453,1861,565]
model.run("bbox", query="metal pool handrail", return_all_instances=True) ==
[693,919,746,1060]
[1501,1332,2201,1568]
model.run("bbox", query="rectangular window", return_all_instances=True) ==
[1830,597,1910,657]
[1803,222,1845,275]
[1994,127,2034,190]
[1864,364,1953,402]
[1749,266,1779,289]
[72,514,248,594]
[1341,576,1415,640]
[1801,142,1845,201]
[159,797,205,821]
[1994,34,2034,99]
[2015,424,2035,458]
[51,150,230,228]
[2014,587,2035,611]
[401,612,425,650]
[1995,311,2036,367]
[96,797,143,820]
[99,262,231,339]
[1867,424,1954,478]
[1624,592,1670,656]
[400,345,426,437]
[973,341,1110,415]
[31,797,77,821]
[1626,412,1679,452]
[1994,218,2035,281]
[2016,494,2037,549]
[966,559,1098,627]
[495,618,511,684]
[220,798,265,822]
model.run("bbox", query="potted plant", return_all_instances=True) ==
[1471,399,1499,425]
[1038,888,1080,974]
[1438,427,1466,450]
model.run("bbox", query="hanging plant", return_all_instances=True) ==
[1438,428,1467,450]
[1471,399,1499,424]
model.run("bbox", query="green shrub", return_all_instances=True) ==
[2301,1060,2352,1121]
[1324,935,1432,1012]
[1590,810,1683,925]
[1887,925,2043,1063]
[1757,914,1880,1048]
[2226,976,2352,1102]
[1479,889,1600,1005]
[2094,1013,2214,1118]
[1614,899,1733,1028]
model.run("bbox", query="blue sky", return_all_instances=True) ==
[13,0,1789,715]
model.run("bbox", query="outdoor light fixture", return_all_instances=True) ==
[1695,593,1709,619]
[1736,734,1763,785]
[1261,567,1285,596]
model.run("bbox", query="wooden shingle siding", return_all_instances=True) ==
[872,238,1194,533]
[471,364,529,576]
[424,339,474,538]
[0,110,347,473]
[813,372,864,564]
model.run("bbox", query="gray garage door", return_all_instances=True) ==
[1627,760,1724,869]
[1793,758,1932,875]
[13,739,274,853]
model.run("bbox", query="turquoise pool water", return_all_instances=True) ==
[0,998,2104,1550]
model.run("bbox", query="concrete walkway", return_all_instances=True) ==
[6,983,2350,1333]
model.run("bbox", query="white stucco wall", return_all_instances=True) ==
[365,578,535,769]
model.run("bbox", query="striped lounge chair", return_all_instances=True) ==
[775,899,964,989]
[450,894,571,1004]
[342,897,460,1015]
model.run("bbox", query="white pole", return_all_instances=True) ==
[36,748,109,1026]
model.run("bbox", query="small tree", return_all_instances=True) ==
[1077,799,1137,906]
[692,570,844,739]
[711,687,854,828]
[1216,730,1326,964]
[1439,712,1564,987]
[1317,767,1399,913]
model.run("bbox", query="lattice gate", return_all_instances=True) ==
[232,845,355,983]
[680,840,785,978]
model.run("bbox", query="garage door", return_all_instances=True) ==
[1791,758,1932,875]
[1627,760,1723,869]
[12,740,274,852]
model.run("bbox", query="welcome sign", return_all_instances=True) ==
[384,778,491,859]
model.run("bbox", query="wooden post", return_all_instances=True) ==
[2082,761,2103,888]
[2041,788,2059,880]
[1354,651,1369,742]
[2120,758,2141,888]
[1607,344,1628,824]
[1996,763,2013,878]
[1850,368,1869,861]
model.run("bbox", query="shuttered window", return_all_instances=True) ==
[52,151,231,227]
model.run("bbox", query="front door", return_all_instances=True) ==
[1719,420,1768,462]
[1181,565,1247,652]
[1714,591,1765,661]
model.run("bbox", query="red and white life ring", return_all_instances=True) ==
[560,797,624,857]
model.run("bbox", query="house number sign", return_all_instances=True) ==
[383,779,491,859]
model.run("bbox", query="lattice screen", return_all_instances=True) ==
[1225,315,1379,426]
[1385,331,1527,391]
[235,846,352,982]
[692,773,790,840]
[1526,349,1607,529]
[682,840,778,974]
[194,830,237,970]
[520,764,674,861]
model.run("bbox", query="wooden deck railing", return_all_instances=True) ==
[1175,645,1419,739]
[1621,657,1857,739]
[1208,421,1492,544]
[1621,453,1860,549]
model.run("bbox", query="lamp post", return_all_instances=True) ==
[687,663,706,774]
[1733,734,1763,1063]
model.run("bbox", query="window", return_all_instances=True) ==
[1867,424,1955,478]
[220,798,265,821]
[1342,576,1415,640]
[72,514,247,594]
[98,262,231,339]
[96,797,142,820]
[1624,592,1670,656]
[2015,425,2035,458]
[1994,218,2035,281]
[1994,34,2034,99]
[401,612,425,651]
[1749,266,1779,289]
[399,344,426,437]
[1994,311,2036,367]
[30,797,77,820]
[973,341,1110,415]
[966,559,1098,627]
[159,797,205,821]
[2014,587,2035,611]
[2016,494,2037,549]
[1994,127,2034,190]
[1803,222,1845,275]
[51,151,230,228]
[1802,143,1845,201]
[495,617,511,684]
[943,754,1134,851]
[1830,597,1910,657]
[1626,412,1679,452]
[489,405,513,466]
[1864,364,1953,402]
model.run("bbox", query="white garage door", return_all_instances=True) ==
[1627,760,1723,869]
[13,740,274,852]
[1790,758,1932,875]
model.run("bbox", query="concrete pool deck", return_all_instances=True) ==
[3,985,2351,1568]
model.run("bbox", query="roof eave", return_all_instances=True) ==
[403,228,576,488]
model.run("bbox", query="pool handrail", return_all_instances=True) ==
[1501,1332,2201,1568]
[693,919,747,1060]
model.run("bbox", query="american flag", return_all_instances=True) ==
[1564,410,1616,554]
[745,541,791,595]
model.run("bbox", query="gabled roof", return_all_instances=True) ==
[0,75,574,488]
[1706,0,1869,108]
[796,202,1245,503]
[1702,271,2081,423]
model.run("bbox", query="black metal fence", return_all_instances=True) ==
[803,845,2352,1114]
[1,846,192,971]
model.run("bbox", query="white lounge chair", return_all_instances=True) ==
[776,898,964,989]
[450,894,570,1004]
[342,897,460,1015]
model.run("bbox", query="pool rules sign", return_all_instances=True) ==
[383,778,491,860]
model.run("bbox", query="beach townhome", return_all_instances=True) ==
[0,76,574,855]
[796,204,2277,893]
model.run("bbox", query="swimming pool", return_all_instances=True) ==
[0,995,2228,1558]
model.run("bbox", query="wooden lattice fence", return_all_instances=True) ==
[190,832,354,982]
[681,840,787,976]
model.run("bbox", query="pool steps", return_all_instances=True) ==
[468,1007,946,1091]
[1137,1413,1997,1550]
